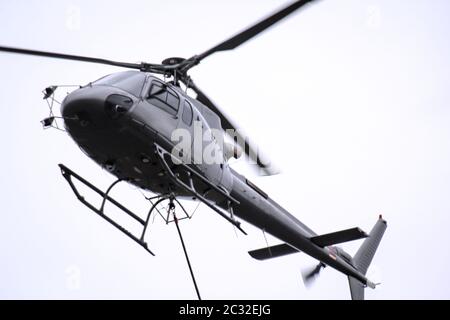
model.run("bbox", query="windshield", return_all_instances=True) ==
[93,71,146,97]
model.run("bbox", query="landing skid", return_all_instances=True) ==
[59,148,248,299]
[59,164,204,299]
[59,164,156,256]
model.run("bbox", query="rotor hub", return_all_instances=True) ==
[161,57,185,66]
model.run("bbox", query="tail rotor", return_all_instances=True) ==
[301,262,326,287]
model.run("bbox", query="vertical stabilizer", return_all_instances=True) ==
[348,216,387,300]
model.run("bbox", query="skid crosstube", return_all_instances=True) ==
[58,164,155,256]
[154,143,247,235]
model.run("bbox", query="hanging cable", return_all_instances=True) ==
[171,200,202,300]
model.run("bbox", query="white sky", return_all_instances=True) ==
[1,0,450,299]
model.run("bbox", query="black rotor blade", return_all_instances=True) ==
[0,45,143,70]
[195,0,316,62]
[188,80,278,176]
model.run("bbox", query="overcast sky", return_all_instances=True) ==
[1,0,450,299]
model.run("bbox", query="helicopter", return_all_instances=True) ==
[0,0,386,300]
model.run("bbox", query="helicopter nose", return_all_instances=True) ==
[61,86,134,129]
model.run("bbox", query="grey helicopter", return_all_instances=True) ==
[0,0,386,300]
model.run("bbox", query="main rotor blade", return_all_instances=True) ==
[195,0,316,62]
[0,45,143,70]
[189,80,278,176]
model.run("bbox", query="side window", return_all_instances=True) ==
[147,82,179,116]
[182,100,193,125]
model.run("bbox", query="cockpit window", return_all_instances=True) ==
[92,71,146,97]
[182,100,193,125]
[146,81,179,116]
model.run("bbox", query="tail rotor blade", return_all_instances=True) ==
[301,262,325,287]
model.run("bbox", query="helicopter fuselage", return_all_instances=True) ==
[61,71,372,288]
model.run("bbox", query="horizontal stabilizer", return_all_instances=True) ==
[310,227,368,247]
[248,243,299,260]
